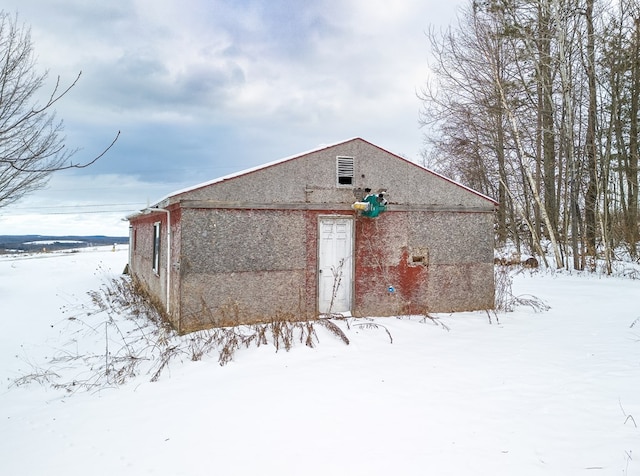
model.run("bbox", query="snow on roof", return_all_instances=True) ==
[150,138,361,207]
[143,137,497,210]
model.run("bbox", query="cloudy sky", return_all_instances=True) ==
[0,0,464,237]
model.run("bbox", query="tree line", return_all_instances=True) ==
[421,0,639,271]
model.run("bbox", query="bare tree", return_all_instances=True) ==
[420,1,517,245]
[625,4,640,256]
[0,11,118,209]
[583,0,600,268]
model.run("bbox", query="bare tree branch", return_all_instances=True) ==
[7,130,121,173]
[0,11,117,209]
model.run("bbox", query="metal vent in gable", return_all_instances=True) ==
[337,156,354,186]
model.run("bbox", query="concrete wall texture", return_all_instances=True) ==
[128,138,497,333]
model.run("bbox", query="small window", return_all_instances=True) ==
[337,156,354,187]
[152,222,161,274]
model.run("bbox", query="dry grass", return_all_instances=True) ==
[494,264,550,313]
[13,264,553,394]
[13,274,352,393]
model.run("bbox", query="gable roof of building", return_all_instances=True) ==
[154,138,352,205]
[155,137,497,207]
[122,137,498,223]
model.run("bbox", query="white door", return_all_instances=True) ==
[318,217,353,314]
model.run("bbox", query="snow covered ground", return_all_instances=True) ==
[1,246,639,475]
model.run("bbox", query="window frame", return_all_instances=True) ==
[152,221,161,274]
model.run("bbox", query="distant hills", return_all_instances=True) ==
[0,235,129,254]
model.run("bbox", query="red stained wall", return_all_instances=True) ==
[301,210,429,317]
[353,215,429,316]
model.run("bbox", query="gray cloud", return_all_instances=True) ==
[1,0,464,235]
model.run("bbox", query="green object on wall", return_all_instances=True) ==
[361,193,387,218]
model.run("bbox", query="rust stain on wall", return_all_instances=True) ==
[353,217,429,316]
